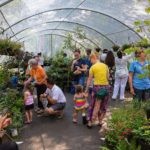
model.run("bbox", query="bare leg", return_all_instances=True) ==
[25,111,30,123]
[72,109,78,123]
[29,110,33,122]
[45,107,58,115]
[98,111,106,125]
[92,100,101,123]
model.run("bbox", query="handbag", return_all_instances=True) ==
[96,88,108,100]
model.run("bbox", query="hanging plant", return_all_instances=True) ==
[112,45,120,52]
[0,39,22,56]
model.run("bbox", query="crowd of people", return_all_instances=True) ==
[0,48,149,149]
[70,48,150,128]
[22,48,150,128]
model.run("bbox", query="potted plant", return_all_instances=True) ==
[112,45,120,52]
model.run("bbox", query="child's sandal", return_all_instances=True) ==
[72,119,77,124]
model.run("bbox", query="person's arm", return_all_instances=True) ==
[106,66,109,81]
[47,89,59,105]
[85,68,93,93]
[0,115,12,130]
[77,64,87,72]
[123,52,135,61]
[47,96,57,105]
[24,77,33,86]
[129,72,135,95]
[71,60,76,71]
[128,62,135,95]
[73,95,76,102]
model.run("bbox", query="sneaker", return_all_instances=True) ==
[57,114,64,119]
[57,110,64,119]
[36,109,44,114]
[34,107,40,112]
[112,98,116,101]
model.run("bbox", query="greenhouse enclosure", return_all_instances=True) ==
[0,0,149,56]
[0,0,150,150]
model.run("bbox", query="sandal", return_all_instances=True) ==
[87,122,92,129]
[72,119,77,124]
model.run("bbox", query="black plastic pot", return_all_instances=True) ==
[145,109,150,119]
[137,139,150,150]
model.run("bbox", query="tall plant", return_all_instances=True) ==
[61,27,87,52]
[134,0,150,39]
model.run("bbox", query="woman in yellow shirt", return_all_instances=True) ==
[86,54,110,128]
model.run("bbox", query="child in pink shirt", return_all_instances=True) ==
[24,85,34,124]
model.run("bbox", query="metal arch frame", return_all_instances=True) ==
[9,20,115,45]
[0,0,13,7]
[1,8,142,39]
[12,28,99,47]
[18,33,87,49]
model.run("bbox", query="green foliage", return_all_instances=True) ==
[143,101,150,111]
[105,104,146,149]
[112,45,120,52]
[61,27,86,52]
[0,67,11,89]
[136,38,150,48]
[0,89,23,128]
[145,7,150,13]
[134,0,150,36]
[122,44,132,51]
[62,33,76,51]
[124,47,139,54]
[133,125,150,144]
[0,39,22,56]
[46,51,73,89]
[134,20,142,26]
[75,27,86,40]
[116,138,141,150]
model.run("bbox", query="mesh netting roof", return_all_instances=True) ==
[0,0,149,56]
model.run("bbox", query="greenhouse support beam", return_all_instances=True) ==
[0,10,18,40]
[0,0,13,7]
[17,33,87,50]
[9,20,115,45]
[1,8,142,39]
[10,28,99,48]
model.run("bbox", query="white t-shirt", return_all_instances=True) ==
[45,85,66,103]
[38,56,44,66]
[115,53,134,78]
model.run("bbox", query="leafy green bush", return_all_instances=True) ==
[105,104,147,149]
[46,51,73,89]
[0,89,23,128]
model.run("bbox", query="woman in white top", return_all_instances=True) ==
[112,51,134,100]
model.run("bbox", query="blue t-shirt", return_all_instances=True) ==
[129,61,150,90]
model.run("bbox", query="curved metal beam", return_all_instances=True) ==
[2,8,142,39]
[9,20,115,45]
[0,0,13,7]
[11,28,99,47]
[18,33,87,49]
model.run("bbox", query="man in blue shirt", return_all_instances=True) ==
[129,50,150,101]
[71,49,87,86]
